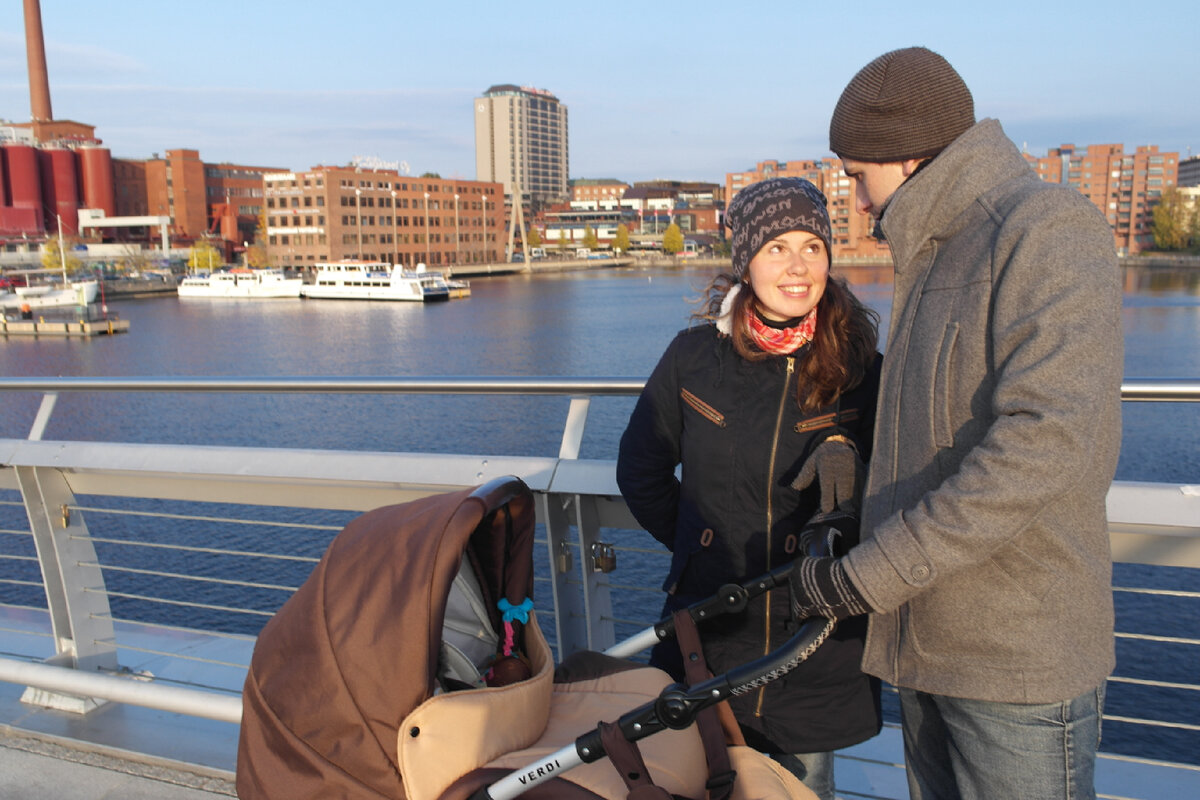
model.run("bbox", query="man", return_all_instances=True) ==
[787,47,1123,799]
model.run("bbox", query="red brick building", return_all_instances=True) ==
[263,166,504,270]
[727,160,890,260]
[137,149,284,254]
[1024,144,1178,254]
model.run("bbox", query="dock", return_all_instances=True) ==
[1,317,130,338]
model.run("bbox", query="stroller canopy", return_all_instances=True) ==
[238,479,537,799]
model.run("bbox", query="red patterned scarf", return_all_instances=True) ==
[747,306,817,355]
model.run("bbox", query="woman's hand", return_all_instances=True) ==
[791,435,865,513]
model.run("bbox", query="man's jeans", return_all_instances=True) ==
[898,684,1105,800]
[771,751,834,800]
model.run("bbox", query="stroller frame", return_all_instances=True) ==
[474,480,836,800]
[239,475,833,800]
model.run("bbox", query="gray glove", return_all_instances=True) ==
[791,435,865,514]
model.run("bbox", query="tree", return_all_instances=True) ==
[1188,201,1200,252]
[189,240,223,273]
[245,242,270,269]
[420,172,442,179]
[41,233,85,274]
[662,222,684,255]
[526,227,542,248]
[582,225,598,250]
[245,212,270,268]
[1151,188,1189,251]
[613,223,631,254]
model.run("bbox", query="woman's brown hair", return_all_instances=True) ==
[693,273,879,413]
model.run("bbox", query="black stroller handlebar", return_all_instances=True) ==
[472,612,836,799]
[574,611,835,764]
[472,496,850,800]
[650,560,796,644]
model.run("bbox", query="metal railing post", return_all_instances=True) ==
[538,491,588,660]
[14,464,118,713]
[558,396,591,460]
[571,493,616,652]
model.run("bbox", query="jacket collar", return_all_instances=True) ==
[879,119,1029,271]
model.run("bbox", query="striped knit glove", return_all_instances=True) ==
[788,556,870,621]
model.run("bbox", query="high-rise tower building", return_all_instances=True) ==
[474,85,569,212]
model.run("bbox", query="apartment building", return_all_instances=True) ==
[1026,144,1178,254]
[263,165,503,270]
[727,160,890,260]
[474,85,569,212]
[1177,155,1200,188]
[732,142,1181,258]
[571,178,628,205]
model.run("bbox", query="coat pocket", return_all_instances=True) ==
[680,387,726,427]
[933,323,959,449]
[794,408,861,434]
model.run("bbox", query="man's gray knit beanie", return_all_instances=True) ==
[726,177,831,281]
[830,46,975,162]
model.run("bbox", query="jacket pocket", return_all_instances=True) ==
[794,408,861,434]
[680,387,726,427]
[933,323,958,449]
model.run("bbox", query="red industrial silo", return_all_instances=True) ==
[39,146,80,235]
[78,145,115,217]
[3,142,45,233]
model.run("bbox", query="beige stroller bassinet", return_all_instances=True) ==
[237,477,818,800]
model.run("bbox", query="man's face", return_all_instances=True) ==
[840,158,912,219]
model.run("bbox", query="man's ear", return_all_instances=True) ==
[901,158,925,178]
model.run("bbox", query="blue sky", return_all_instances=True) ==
[1,1,1195,183]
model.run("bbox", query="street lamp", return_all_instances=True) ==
[390,190,398,267]
[423,192,431,266]
[453,193,460,266]
[354,189,363,260]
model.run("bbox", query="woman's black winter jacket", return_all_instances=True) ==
[617,324,882,753]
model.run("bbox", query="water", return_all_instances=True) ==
[0,263,1197,765]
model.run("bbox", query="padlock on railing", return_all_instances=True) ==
[590,542,616,573]
[557,541,573,573]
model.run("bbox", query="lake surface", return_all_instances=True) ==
[2,263,1198,480]
[1,262,1197,766]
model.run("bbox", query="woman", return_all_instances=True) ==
[616,177,882,800]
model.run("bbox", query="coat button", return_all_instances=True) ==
[912,564,930,581]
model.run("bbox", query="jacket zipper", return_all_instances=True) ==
[756,356,794,717]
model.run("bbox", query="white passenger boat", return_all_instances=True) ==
[0,279,100,310]
[177,269,303,299]
[300,261,452,302]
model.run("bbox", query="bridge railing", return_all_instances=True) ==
[0,377,1197,797]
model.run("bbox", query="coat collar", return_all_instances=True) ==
[879,119,1031,271]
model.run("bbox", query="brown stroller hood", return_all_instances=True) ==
[238,479,542,799]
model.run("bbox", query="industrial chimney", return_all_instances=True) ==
[24,0,53,122]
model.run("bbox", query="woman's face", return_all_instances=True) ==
[747,230,829,321]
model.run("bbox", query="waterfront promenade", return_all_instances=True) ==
[0,728,235,799]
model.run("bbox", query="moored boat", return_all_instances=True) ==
[0,278,99,310]
[177,269,303,299]
[446,276,472,298]
[299,261,452,302]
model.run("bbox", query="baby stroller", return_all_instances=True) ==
[237,477,828,800]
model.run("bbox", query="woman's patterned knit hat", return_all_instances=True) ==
[726,177,831,281]
[829,46,974,163]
